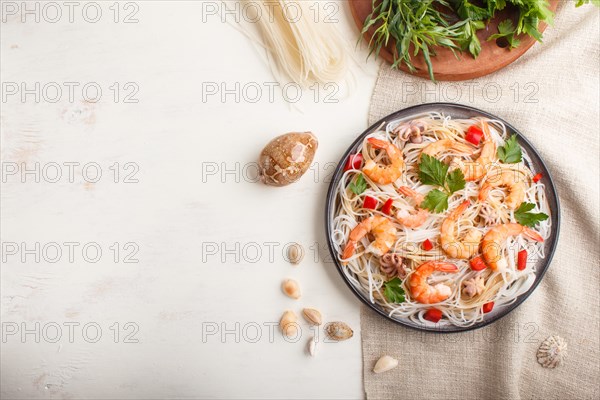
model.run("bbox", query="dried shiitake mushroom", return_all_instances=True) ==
[259,132,318,186]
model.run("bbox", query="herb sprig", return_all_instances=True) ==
[384,277,406,303]
[349,174,368,195]
[514,202,549,227]
[497,135,523,164]
[418,154,466,213]
[362,0,597,80]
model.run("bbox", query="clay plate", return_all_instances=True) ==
[325,103,560,333]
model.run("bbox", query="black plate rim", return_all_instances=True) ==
[324,102,561,334]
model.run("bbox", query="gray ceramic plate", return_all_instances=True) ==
[325,103,560,333]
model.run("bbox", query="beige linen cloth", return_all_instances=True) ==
[361,4,600,400]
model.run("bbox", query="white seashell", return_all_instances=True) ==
[279,310,298,338]
[373,355,399,374]
[302,308,322,326]
[281,279,301,299]
[325,321,353,341]
[307,336,317,357]
[537,335,567,368]
[288,243,304,265]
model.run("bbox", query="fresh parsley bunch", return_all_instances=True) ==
[362,0,597,80]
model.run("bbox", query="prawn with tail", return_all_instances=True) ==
[481,223,544,270]
[421,138,473,159]
[362,138,404,185]
[479,169,526,209]
[440,200,483,259]
[408,261,459,304]
[342,215,396,263]
[396,186,429,228]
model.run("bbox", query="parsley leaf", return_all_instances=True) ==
[417,155,465,213]
[456,0,491,20]
[488,19,521,49]
[576,0,600,7]
[514,202,549,227]
[349,174,367,195]
[421,189,449,213]
[497,135,523,164]
[418,154,448,187]
[446,168,466,194]
[383,277,405,303]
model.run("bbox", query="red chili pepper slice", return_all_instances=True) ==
[518,249,528,271]
[422,239,434,251]
[483,302,494,313]
[344,154,363,172]
[466,125,483,145]
[381,198,394,215]
[424,309,443,323]
[470,256,487,271]
[363,196,378,209]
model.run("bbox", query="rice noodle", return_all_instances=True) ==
[330,113,552,328]
[234,0,349,87]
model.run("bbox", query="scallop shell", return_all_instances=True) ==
[373,355,399,374]
[325,321,353,341]
[537,335,567,368]
[302,308,322,326]
[279,310,298,338]
[281,279,301,300]
[288,243,304,265]
[307,336,317,357]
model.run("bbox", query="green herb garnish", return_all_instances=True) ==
[384,277,405,303]
[488,20,521,49]
[349,174,368,195]
[418,154,466,213]
[497,135,523,164]
[514,202,549,227]
[361,0,596,81]
[418,154,449,187]
[421,189,449,213]
[576,0,600,6]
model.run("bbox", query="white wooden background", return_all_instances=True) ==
[1,1,380,398]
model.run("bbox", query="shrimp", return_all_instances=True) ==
[421,139,473,159]
[479,169,526,209]
[440,200,483,259]
[408,261,459,304]
[481,223,544,270]
[460,120,497,182]
[362,138,404,185]
[396,186,429,228]
[342,215,397,261]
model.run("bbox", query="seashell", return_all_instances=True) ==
[288,243,304,265]
[279,310,298,338]
[373,355,399,374]
[259,132,318,186]
[325,321,353,341]
[537,335,567,368]
[281,279,301,300]
[307,336,317,357]
[302,308,322,326]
